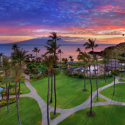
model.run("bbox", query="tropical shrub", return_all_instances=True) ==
[78,74,84,78]
[97,74,104,79]
[0,76,4,82]
[0,97,21,107]
[72,73,78,76]
[91,75,95,79]
[53,69,60,75]
[64,69,70,75]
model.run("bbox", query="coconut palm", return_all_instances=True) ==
[62,58,68,64]
[58,49,63,64]
[83,39,98,52]
[77,51,88,91]
[2,56,10,113]
[42,55,54,125]
[11,48,28,67]
[82,52,95,116]
[32,47,40,57]
[11,48,28,100]
[69,55,74,62]
[9,63,28,125]
[12,44,20,52]
[28,54,35,62]
[76,48,81,54]
[45,32,61,115]
[112,48,120,95]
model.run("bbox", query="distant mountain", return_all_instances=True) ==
[8,37,84,45]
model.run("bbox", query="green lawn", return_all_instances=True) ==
[0,97,42,125]
[58,105,125,125]
[119,78,125,82]
[100,83,125,102]
[31,72,114,108]
[92,96,107,103]
[50,111,61,120]
[0,82,30,94]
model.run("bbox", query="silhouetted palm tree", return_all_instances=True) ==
[58,49,63,64]
[76,48,81,54]
[83,39,98,52]
[42,55,54,125]
[32,47,40,57]
[45,32,61,115]
[82,52,95,115]
[77,51,88,91]
[12,44,20,52]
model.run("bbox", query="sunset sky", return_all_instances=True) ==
[0,0,125,44]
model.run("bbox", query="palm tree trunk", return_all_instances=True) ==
[60,53,61,64]
[54,39,57,115]
[54,73,56,115]
[15,82,21,125]
[89,66,93,115]
[124,51,125,75]
[6,83,9,113]
[83,64,86,91]
[7,82,10,101]
[113,58,116,95]
[47,72,50,125]
[95,64,98,100]
[50,70,53,103]
[111,58,112,72]
[97,63,98,75]
[18,81,20,102]
[104,62,106,83]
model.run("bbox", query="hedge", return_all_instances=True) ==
[0,97,21,107]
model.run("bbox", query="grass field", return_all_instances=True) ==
[31,72,114,108]
[119,78,125,82]
[100,83,125,102]
[0,97,42,125]
[58,105,125,125]
[92,96,107,103]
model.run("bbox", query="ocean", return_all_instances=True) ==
[0,44,116,61]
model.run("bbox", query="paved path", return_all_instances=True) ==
[3,74,125,125]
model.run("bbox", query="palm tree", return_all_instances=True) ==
[77,51,88,91]
[82,52,95,116]
[42,55,54,125]
[11,48,28,67]
[69,55,73,62]
[0,52,4,67]
[76,48,81,54]
[62,58,68,65]
[2,56,10,113]
[9,63,28,125]
[112,48,119,95]
[93,54,99,100]
[32,47,40,57]
[28,54,35,62]
[57,49,63,64]
[12,44,20,52]
[45,32,61,115]
[11,48,28,100]
[83,39,98,52]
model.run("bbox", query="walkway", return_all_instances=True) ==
[3,74,125,125]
